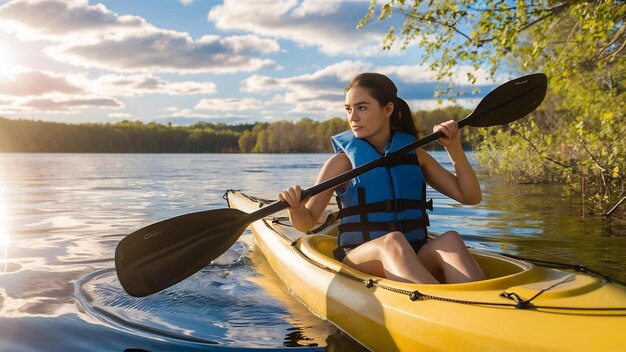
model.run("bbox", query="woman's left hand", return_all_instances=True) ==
[434,120,461,148]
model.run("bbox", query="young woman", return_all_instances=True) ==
[279,73,485,284]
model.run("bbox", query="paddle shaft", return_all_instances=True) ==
[247,129,448,223]
[259,76,549,221]
[248,84,524,222]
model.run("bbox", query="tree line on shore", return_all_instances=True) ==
[0,105,471,153]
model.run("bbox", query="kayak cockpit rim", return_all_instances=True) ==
[295,232,540,291]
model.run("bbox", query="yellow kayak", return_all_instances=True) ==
[225,190,626,352]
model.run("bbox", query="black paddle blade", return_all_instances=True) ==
[115,208,249,297]
[465,73,547,128]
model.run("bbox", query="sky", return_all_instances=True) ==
[0,0,500,125]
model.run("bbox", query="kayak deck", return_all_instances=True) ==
[225,190,626,351]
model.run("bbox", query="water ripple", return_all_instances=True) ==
[73,241,329,350]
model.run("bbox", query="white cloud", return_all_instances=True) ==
[220,34,280,54]
[0,66,221,116]
[9,96,124,113]
[161,107,255,123]
[195,98,264,112]
[409,98,479,112]
[0,0,146,41]
[108,112,133,118]
[242,60,372,94]
[0,0,281,73]
[292,0,342,17]
[242,60,373,116]
[378,65,499,85]
[0,0,498,122]
[239,60,492,119]
[45,31,280,74]
[0,67,124,113]
[208,0,394,56]
[0,67,217,98]
[241,75,281,94]
[0,67,83,96]
[88,74,217,96]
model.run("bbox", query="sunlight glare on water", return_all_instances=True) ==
[0,211,8,273]
[0,175,10,273]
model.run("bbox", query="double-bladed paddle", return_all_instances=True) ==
[115,73,548,297]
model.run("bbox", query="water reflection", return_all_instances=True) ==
[1,214,9,273]
[0,172,12,273]
[75,237,329,349]
[0,152,624,352]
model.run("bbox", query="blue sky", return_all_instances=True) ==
[0,0,499,125]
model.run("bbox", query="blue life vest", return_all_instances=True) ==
[331,130,432,248]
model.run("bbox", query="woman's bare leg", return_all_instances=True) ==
[417,231,485,283]
[342,232,439,284]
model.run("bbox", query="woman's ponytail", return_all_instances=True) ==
[390,97,418,136]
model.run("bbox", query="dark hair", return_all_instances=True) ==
[345,72,418,136]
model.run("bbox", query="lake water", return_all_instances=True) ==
[0,153,624,351]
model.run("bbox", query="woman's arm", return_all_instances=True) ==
[418,120,482,205]
[279,152,352,232]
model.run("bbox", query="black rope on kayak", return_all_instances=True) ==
[271,217,293,227]
[292,237,626,311]
[500,274,576,309]
[365,279,626,311]
[244,193,277,206]
[307,211,339,234]
[249,204,626,314]
[501,254,626,286]
[499,292,533,309]
[363,280,520,308]
[271,212,340,233]
[500,274,574,309]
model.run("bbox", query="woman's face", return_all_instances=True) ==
[344,86,392,140]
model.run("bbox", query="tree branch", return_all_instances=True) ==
[605,196,626,216]
[519,133,576,171]
[591,23,626,63]
[398,8,472,40]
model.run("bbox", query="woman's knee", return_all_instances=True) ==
[438,231,467,250]
[380,231,412,254]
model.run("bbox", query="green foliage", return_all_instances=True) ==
[0,117,351,154]
[251,118,349,153]
[360,0,626,214]
[0,118,256,153]
[361,0,626,94]
[414,105,473,149]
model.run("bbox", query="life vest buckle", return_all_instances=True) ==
[385,199,401,212]
[388,221,405,233]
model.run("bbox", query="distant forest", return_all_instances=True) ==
[0,106,472,153]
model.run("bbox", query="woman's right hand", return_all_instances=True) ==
[433,120,461,148]
[278,185,305,209]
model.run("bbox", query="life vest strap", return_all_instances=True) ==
[380,153,419,167]
[337,198,433,219]
[338,217,429,234]
[357,187,370,242]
